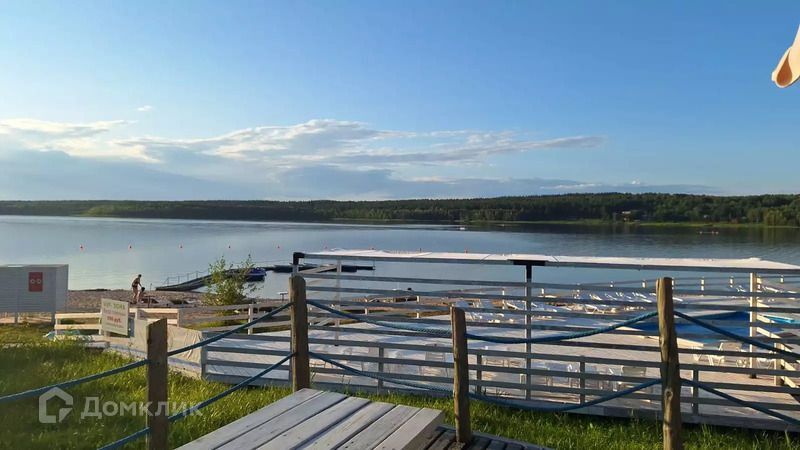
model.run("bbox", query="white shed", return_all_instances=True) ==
[0,264,68,322]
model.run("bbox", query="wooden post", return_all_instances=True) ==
[691,369,699,415]
[146,319,168,450]
[451,307,472,444]
[657,277,683,450]
[290,275,310,391]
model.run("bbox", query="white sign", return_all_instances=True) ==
[101,298,129,336]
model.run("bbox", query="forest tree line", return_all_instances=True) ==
[2,194,800,226]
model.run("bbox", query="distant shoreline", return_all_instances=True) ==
[1,194,800,228]
[3,213,799,230]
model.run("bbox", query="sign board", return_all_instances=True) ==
[101,298,130,336]
[28,272,43,292]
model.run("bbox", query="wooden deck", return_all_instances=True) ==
[178,388,546,450]
[422,426,548,450]
[179,388,445,449]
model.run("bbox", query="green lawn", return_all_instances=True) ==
[0,324,798,450]
[0,322,52,344]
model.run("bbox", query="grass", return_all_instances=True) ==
[0,322,52,344]
[1,324,798,450]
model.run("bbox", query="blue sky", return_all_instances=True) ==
[1,1,799,199]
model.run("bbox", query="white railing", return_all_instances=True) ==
[196,252,800,432]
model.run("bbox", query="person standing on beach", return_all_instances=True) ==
[131,274,142,304]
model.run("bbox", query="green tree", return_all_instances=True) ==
[203,255,257,306]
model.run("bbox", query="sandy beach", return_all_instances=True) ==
[66,289,205,311]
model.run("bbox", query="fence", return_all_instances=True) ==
[1,300,294,450]
[277,250,800,434]
[5,255,800,449]
[54,301,291,337]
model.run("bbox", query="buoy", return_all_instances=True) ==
[79,245,84,250]
[179,244,183,249]
[128,244,132,250]
[227,245,231,249]
[277,245,281,249]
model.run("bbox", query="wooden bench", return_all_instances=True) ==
[178,388,444,449]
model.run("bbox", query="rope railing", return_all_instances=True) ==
[307,300,452,337]
[307,299,657,345]
[309,352,453,394]
[167,302,291,356]
[468,379,660,413]
[94,303,295,450]
[674,310,800,362]
[168,353,294,422]
[0,359,148,404]
[98,426,151,450]
[0,303,292,406]
[464,310,657,344]
[682,378,800,427]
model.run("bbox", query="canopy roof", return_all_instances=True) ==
[299,249,800,274]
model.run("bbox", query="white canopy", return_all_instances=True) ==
[299,249,800,274]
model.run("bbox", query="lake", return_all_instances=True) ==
[2,215,800,296]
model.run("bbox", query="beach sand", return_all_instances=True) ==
[66,289,204,311]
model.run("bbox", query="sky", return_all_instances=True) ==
[1,0,799,200]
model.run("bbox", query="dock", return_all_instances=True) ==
[178,388,545,450]
[178,388,444,449]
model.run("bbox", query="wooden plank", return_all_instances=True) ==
[465,436,491,450]
[419,429,445,449]
[425,428,455,450]
[54,324,101,330]
[147,319,168,450]
[177,389,323,450]
[257,396,370,450]
[302,401,395,449]
[375,408,444,450]
[54,312,100,319]
[486,438,506,450]
[335,404,419,450]
[218,391,347,450]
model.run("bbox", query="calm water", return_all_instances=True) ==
[2,215,800,296]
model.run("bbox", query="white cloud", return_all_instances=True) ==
[108,119,604,171]
[0,118,149,160]
[0,117,617,198]
[136,105,153,112]
[0,118,129,138]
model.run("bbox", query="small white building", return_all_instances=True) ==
[0,264,68,322]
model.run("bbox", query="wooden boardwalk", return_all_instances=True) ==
[422,426,548,450]
[179,388,444,449]
[179,388,545,450]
